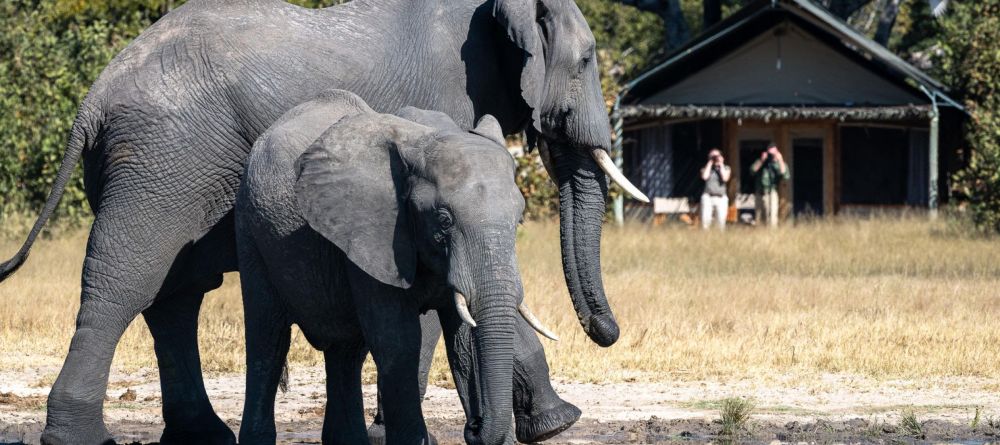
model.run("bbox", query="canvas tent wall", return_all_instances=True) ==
[639,22,923,107]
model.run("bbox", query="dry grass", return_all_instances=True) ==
[1,216,999,384]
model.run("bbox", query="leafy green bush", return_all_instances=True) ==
[936,1,1000,233]
[0,0,660,225]
[0,1,156,225]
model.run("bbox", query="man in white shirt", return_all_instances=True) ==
[700,148,731,230]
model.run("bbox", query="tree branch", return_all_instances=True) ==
[612,0,690,50]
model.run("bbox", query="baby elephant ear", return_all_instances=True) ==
[294,117,416,289]
[472,114,506,146]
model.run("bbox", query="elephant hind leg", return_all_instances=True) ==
[143,274,235,445]
[41,206,193,445]
[237,237,292,445]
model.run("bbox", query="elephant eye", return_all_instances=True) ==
[436,208,454,230]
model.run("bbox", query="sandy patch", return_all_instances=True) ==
[1,364,998,443]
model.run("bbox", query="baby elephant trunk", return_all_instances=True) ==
[465,286,517,445]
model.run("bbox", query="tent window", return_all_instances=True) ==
[623,120,722,200]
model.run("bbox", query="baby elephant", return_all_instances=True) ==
[236,90,540,445]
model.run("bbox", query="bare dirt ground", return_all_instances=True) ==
[2,358,999,444]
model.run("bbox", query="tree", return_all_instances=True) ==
[935,1,1000,233]
[874,0,901,46]
[612,0,691,50]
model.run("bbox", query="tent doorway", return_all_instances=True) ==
[792,138,824,216]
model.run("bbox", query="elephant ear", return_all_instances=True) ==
[294,116,417,289]
[471,114,506,146]
[494,0,547,134]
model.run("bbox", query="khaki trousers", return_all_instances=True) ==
[755,189,780,227]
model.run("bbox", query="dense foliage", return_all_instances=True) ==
[2,0,997,228]
[0,0,660,225]
[933,1,1000,233]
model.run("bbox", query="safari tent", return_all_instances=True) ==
[613,0,966,223]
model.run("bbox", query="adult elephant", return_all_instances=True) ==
[0,0,647,444]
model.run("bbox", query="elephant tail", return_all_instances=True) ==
[1,106,97,283]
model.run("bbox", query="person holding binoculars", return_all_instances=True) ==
[700,148,732,230]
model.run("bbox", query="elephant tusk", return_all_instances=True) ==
[454,292,477,328]
[591,148,650,203]
[518,302,560,341]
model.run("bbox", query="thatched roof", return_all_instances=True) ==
[616,104,934,122]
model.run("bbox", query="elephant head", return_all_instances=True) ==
[493,0,648,347]
[294,111,540,444]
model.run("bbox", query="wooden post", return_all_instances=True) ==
[928,109,939,219]
[823,121,836,215]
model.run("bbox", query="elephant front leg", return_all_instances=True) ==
[348,267,430,445]
[511,317,581,443]
[321,341,369,444]
[143,276,235,445]
[369,310,442,445]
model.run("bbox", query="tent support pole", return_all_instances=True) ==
[921,85,939,220]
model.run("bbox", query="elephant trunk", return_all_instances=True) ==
[551,143,620,347]
[454,229,519,445]
[465,283,517,445]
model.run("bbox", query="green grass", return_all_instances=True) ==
[719,397,755,436]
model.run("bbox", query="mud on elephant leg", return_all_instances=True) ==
[143,275,235,445]
[369,311,442,445]
[513,317,581,443]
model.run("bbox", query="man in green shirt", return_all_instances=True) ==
[750,143,789,227]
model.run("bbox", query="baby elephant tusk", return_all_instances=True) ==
[591,148,650,203]
[518,302,560,341]
[454,292,477,328]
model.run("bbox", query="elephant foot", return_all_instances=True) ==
[515,400,582,443]
[40,425,115,445]
[367,422,438,445]
[159,420,236,445]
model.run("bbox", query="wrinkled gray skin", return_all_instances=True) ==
[0,0,616,444]
[237,90,524,444]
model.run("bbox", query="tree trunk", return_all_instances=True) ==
[703,0,722,28]
[874,0,900,46]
